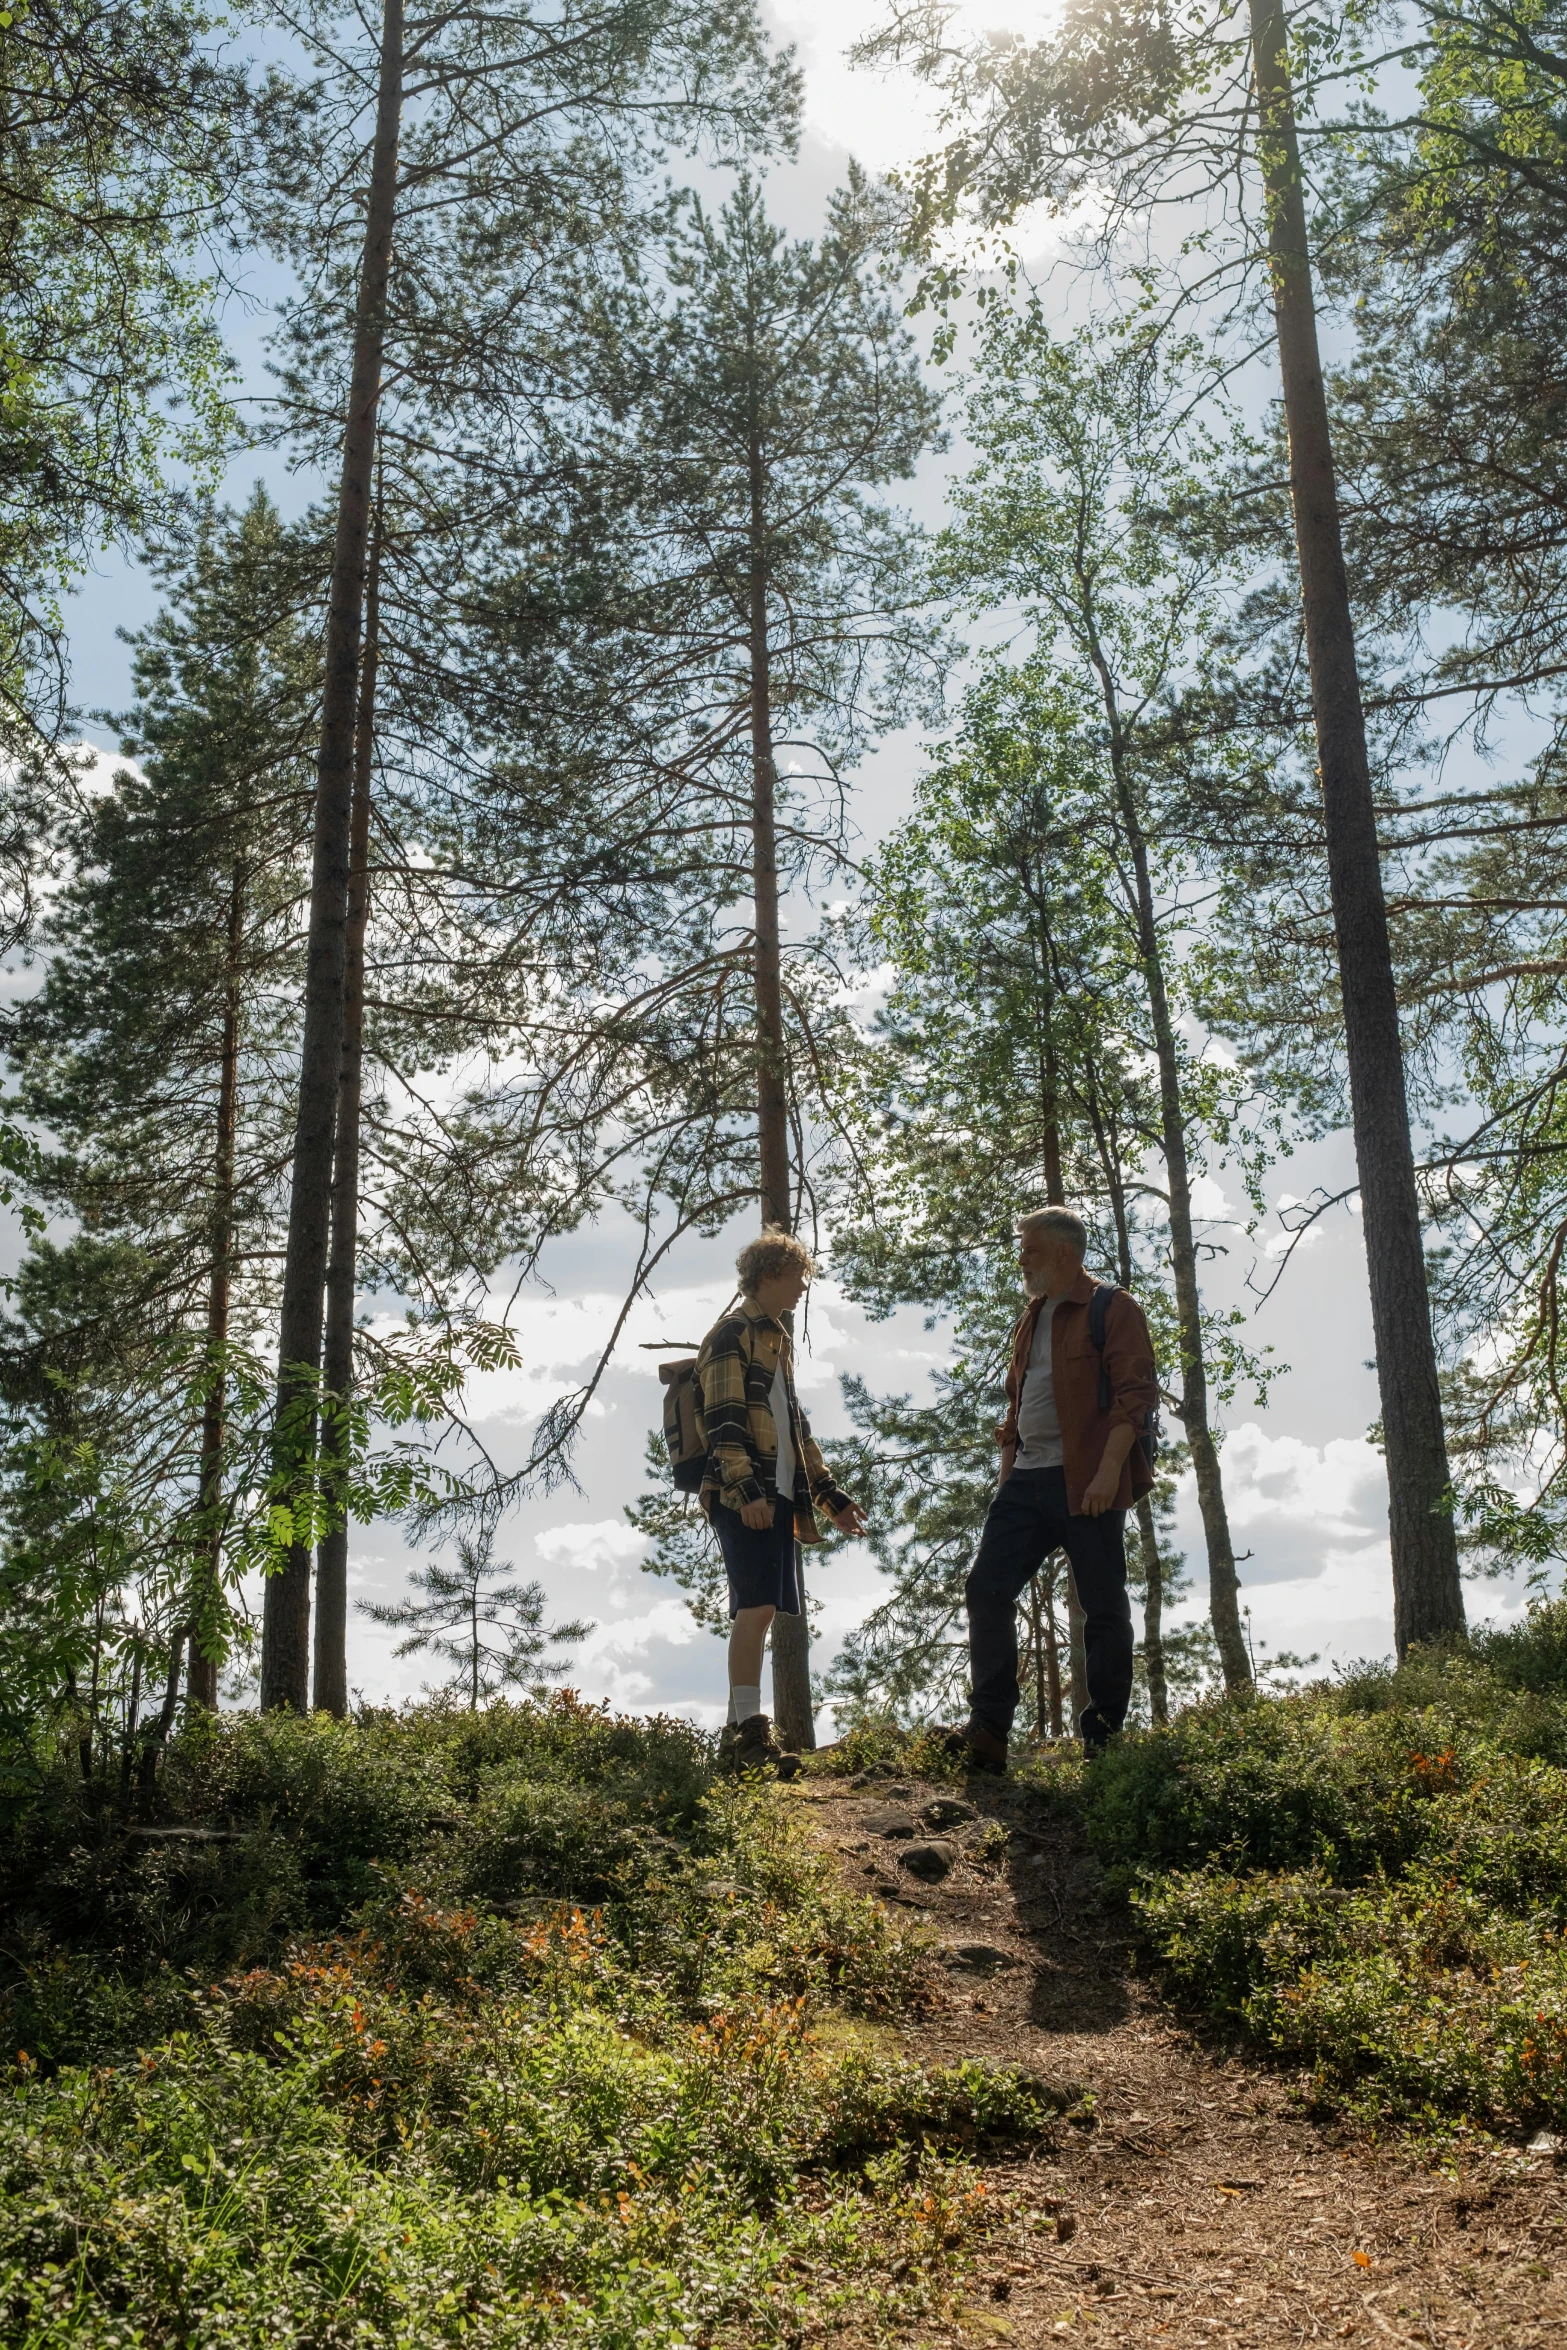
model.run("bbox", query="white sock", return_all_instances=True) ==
[731,1683,762,1725]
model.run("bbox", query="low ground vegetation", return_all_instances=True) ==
[0,1696,1059,2347]
[820,1604,1567,2144]
[1087,1604,1567,2140]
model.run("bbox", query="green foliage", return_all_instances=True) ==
[0,0,238,752]
[1086,1605,1567,2132]
[360,1525,591,1709]
[0,1696,1056,2345]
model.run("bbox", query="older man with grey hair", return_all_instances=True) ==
[949,1205,1159,1770]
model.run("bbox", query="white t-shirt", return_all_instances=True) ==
[770,1353,796,1501]
[1013,1298,1065,1471]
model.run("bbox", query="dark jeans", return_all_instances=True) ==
[966,1466,1133,1745]
[711,1494,800,1617]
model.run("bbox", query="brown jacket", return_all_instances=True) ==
[996,1273,1159,1514]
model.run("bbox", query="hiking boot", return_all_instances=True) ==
[1079,1707,1120,1756]
[717,1720,742,1770]
[728,1712,801,1780]
[931,1720,1009,1776]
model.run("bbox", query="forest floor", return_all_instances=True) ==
[798,1765,1567,2349]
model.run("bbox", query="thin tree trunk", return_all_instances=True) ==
[747,420,815,1751]
[1037,969,1065,1204]
[87,1595,104,1790]
[1248,2,1463,1657]
[139,1630,187,1793]
[119,1642,142,1806]
[1085,1071,1175,1722]
[65,1667,91,1786]
[262,0,403,1710]
[1019,867,1067,1203]
[1041,1558,1064,1736]
[1024,1572,1043,1736]
[313,519,379,1719]
[771,1554,816,1751]
[1064,1561,1089,1731]
[1138,1495,1169,1724]
[1082,624,1252,1692]
[748,427,791,1236]
[189,864,244,1711]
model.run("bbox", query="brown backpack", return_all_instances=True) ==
[657,1356,705,1492]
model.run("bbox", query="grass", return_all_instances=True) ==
[0,1696,1062,2347]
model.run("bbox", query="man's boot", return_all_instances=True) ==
[730,1712,801,1780]
[931,1720,1009,1776]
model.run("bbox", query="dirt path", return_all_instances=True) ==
[798,1767,1567,2347]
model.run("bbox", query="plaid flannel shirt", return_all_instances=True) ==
[694,1301,853,1544]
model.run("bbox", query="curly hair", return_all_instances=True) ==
[735,1227,817,1297]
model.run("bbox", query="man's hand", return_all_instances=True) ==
[1080,1463,1121,1518]
[739,1496,774,1529]
[1082,1423,1137,1517]
[829,1500,868,1537]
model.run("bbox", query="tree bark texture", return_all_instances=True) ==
[188,864,244,1712]
[1086,638,1252,1690]
[748,428,792,1236]
[261,0,403,1710]
[746,422,815,1749]
[1034,1561,1064,1736]
[1087,1056,1173,1713]
[1137,1494,1168,1724]
[1038,976,1065,1204]
[313,520,378,1719]
[1064,1559,1089,1731]
[1249,2,1464,1656]
[771,1553,816,1751]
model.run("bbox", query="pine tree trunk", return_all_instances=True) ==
[189,864,244,1711]
[746,422,815,1750]
[1085,1051,1175,1717]
[771,1560,815,1751]
[312,520,379,1719]
[1041,1559,1064,1737]
[1084,628,1252,1692]
[262,0,403,1710]
[1137,1494,1169,1725]
[1064,1561,1089,1730]
[1248,2,1463,1658]
[748,430,791,1236]
[1039,989,1065,1204]
[1024,874,1067,1203]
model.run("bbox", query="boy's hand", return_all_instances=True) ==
[739,1497,774,1529]
[830,1501,868,1537]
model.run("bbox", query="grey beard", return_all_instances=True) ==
[1022,1268,1050,1299]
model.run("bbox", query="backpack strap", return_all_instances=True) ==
[1088,1283,1117,1414]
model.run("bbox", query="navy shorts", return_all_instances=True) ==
[712,1494,800,1616]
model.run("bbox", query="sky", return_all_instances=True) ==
[42,0,1542,1733]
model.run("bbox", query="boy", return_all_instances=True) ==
[694,1230,866,1772]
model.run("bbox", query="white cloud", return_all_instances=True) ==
[1189,1171,1239,1224]
[1185,1422,1387,1591]
[534,1518,646,1573]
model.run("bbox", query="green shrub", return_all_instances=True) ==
[1083,1694,1434,1885]
[0,1697,1053,2346]
[1086,1622,1567,2136]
